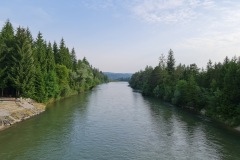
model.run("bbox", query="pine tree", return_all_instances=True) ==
[58,38,72,69]
[223,56,229,65]
[167,49,175,75]
[45,42,58,98]
[0,34,7,96]
[10,27,35,97]
[159,53,166,69]
[46,42,55,72]
[26,27,34,48]
[58,38,65,65]
[34,32,47,73]
[71,48,77,71]
[32,32,48,100]
[0,20,15,96]
[149,66,161,94]
[55,64,70,96]
[45,70,59,99]
[65,47,73,69]
[34,66,46,102]
[53,41,59,64]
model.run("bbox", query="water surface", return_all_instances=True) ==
[0,82,240,160]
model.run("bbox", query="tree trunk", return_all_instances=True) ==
[16,90,19,97]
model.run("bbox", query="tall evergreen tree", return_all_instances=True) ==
[45,70,59,98]
[0,20,15,95]
[55,64,70,96]
[26,27,34,48]
[34,32,47,73]
[46,42,55,72]
[0,33,7,96]
[58,38,72,69]
[10,27,35,97]
[159,53,166,69]
[71,48,77,71]
[53,41,59,64]
[34,66,47,102]
[45,42,58,99]
[167,49,175,75]
[58,38,65,65]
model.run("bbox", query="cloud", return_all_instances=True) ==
[0,20,4,27]
[173,1,240,67]
[0,4,52,29]
[29,7,52,23]
[129,0,215,24]
[181,1,240,46]
[80,0,114,10]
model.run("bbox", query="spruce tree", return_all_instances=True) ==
[45,70,59,98]
[65,47,73,69]
[58,38,65,65]
[33,32,48,100]
[10,27,35,97]
[58,38,72,69]
[71,48,77,71]
[55,64,69,96]
[159,53,166,69]
[26,27,34,48]
[46,42,55,72]
[0,34,7,96]
[34,66,47,102]
[53,41,59,64]
[0,20,15,95]
[167,49,175,75]
[34,32,47,73]
[45,42,58,98]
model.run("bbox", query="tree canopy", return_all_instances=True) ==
[0,20,108,102]
[130,49,240,126]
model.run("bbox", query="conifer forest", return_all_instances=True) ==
[0,20,108,103]
[130,49,240,126]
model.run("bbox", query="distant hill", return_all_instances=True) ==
[103,72,132,81]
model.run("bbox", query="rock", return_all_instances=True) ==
[235,126,240,132]
[0,98,46,131]
[200,109,206,115]
[0,109,10,116]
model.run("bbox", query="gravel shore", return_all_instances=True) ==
[0,98,46,131]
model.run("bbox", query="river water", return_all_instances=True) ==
[0,82,240,160]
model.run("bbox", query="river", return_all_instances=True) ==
[0,82,240,160]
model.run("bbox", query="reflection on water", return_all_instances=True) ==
[0,82,239,160]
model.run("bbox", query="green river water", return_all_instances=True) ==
[0,82,240,160]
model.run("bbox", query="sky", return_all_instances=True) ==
[0,0,240,73]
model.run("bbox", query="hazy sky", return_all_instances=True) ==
[1,0,240,73]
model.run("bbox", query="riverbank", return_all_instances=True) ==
[0,85,101,131]
[0,98,46,131]
[2,82,240,159]
[171,102,240,132]
[166,101,240,132]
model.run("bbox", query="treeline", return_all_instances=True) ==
[103,72,132,81]
[0,20,108,102]
[129,49,240,126]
